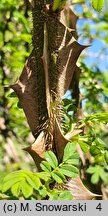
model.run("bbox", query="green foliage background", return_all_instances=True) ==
[0,0,34,172]
[0,0,108,199]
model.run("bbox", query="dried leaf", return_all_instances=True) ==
[54,118,68,160]
[54,120,82,161]
[66,176,101,200]
[46,6,77,94]
[25,131,46,159]
[24,131,46,170]
[57,39,88,97]
[65,129,82,140]
[69,66,81,108]
[11,51,39,136]
[60,7,78,32]
[76,143,86,166]
[53,7,89,97]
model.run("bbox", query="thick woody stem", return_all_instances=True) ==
[32,1,48,137]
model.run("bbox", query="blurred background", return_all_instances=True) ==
[0,0,108,198]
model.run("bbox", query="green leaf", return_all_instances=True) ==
[92,0,104,12]
[40,161,52,173]
[17,101,23,109]
[85,112,108,123]
[49,193,59,200]
[91,173,99,184]
[58,191,73,200]
[60,164,79,178]
[20,33,31,43]
[3,170,25,182]
[79,141,89,153]
[95,154,105,163]
[45,151,58,169]
[2,170,41,196]
[11,182,20,197]
[95,138,106,148]
[22,170,41,190]
[51,170,65,183]
[63,142,76,162]
[49,189,73,200]
[72,0,84,3]
[99,169,108,183]
[53,0,67,11]
[86,166,96,174]
[49,189,60,200]
[53,0,60,11]
[67,159,79,166]
[2,177,24,192]
[90,145,100,156]
[26,175,41,190]
[105,151,108,164]
[7,91,17,98]
[38,186,48,198]
[66,155,79,166]
[36,172,51,181]
[2,170,26,193]
[87,165,107,184]
[21,180,33,198]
